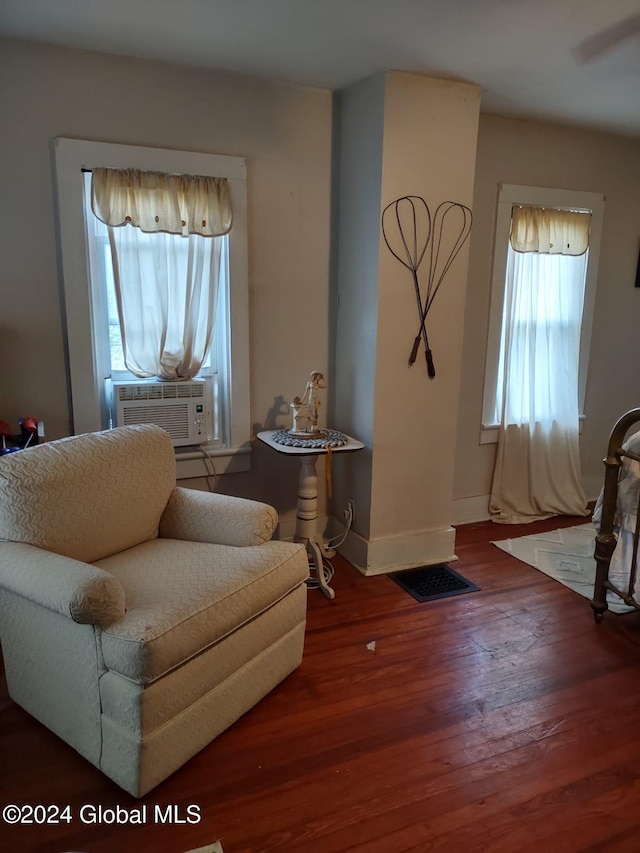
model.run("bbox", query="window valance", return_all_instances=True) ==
[510,206,591,256]
[91,168,233,237]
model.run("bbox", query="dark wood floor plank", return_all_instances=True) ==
[235,700,640,852]
[5,512,640,852]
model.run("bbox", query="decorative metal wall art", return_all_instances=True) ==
[382,196,472,379]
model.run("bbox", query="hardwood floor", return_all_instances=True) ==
[4,514,640,852]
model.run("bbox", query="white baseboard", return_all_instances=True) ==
[280,514,457,575]
[451,485,600,526]
[270,487,599,554]
[338,526,457,576]
[452,494,490,525]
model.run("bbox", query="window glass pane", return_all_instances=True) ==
[101,239,127,372]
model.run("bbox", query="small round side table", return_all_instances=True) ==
[257,430,364,599]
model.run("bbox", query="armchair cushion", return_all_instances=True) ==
[0,425,176,563]
[0,542,125,627]
[159,487,278,546]
[96,538,308,683]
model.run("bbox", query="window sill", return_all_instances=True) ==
[480,425,499,445]
[480,415,585,446]
[175,443,251,479]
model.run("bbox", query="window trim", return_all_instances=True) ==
[481,183,605,444]
[53,137,251,474]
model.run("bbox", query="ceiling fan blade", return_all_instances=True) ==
[574,11,640,64]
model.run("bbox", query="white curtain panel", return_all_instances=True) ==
[107,226,222,380]
[92,168,231,380]
[490,247,589,523]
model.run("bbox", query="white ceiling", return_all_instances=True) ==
[1,0,639,138]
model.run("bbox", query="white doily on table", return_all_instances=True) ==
[271,429,348,448]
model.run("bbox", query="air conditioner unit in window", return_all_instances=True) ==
[110,379,211,447]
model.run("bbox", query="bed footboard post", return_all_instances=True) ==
[590,409,640,622]
[592,531,615,622]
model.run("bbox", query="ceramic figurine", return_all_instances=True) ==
[290,371,326,435]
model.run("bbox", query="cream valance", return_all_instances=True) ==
[91,168,233,237]
[510,206,591,256]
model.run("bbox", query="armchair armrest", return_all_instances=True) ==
[159,487,278,547]
[0,543,125,628]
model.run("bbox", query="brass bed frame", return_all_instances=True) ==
[592,407,640,622]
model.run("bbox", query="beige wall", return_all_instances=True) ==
[372,73,480,538]
[0,37,332,524]
[455,114,640,510]
[4,35,640,535]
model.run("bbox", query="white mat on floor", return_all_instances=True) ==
[492,523,634,614]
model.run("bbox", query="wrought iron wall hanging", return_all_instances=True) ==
[382,196,472,379]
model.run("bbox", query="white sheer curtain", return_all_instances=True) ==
[489,207,591,524]
[91,168,232,380]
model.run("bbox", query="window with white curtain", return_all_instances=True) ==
[481,184,604,444]
[493,242,589,427]
[82,173,229,442]
[54,138,251,477]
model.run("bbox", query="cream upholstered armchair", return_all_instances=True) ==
[0,425,308,797]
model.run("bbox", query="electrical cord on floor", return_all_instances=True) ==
[304,501,354,589]
[305,554,335,590]
[198,446,218,492]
